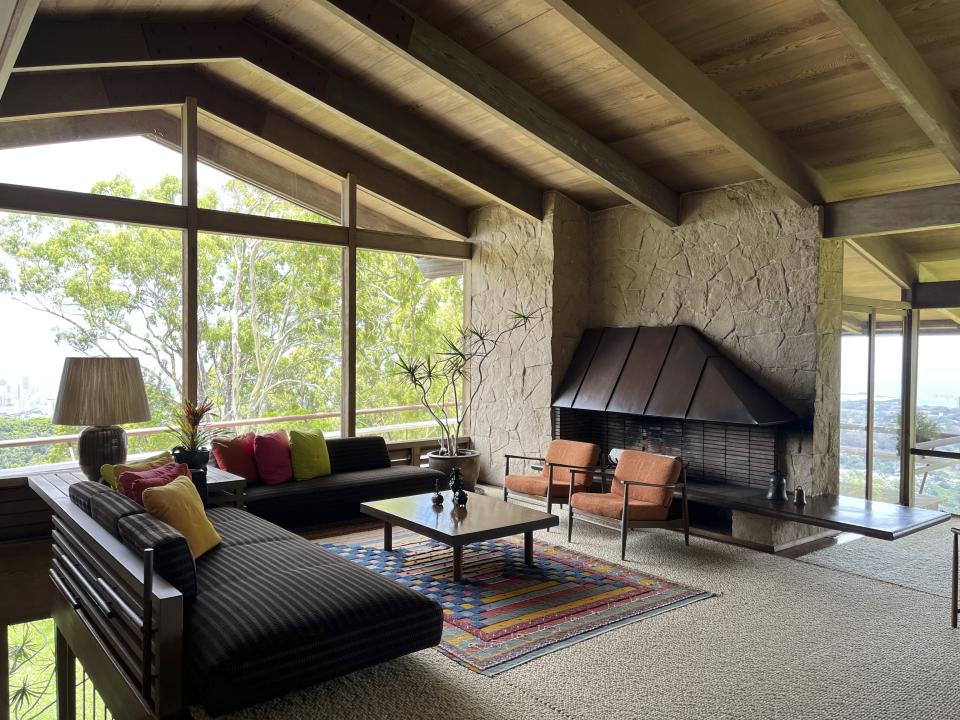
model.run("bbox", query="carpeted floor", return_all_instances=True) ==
[799,522,955,598]
[197,518,960,720]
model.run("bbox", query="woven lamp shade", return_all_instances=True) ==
[53,357,151,426]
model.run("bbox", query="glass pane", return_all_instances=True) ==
[197,111,337,222]
[913,309,960,512]
[872,311,904,503]
[0,108,182,203]
[356,251,464,442]
[0,213,182,471]
[839,309,869,498]
[198,232,342,436]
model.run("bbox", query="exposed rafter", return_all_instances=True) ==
[824,183,960,239]
[14,19,543,221]
[0,0,38,99]
[543,0,826,207]
[818,0,960,173]
[312,0,680,225]
[0,67,470,238]
[847,237,918,290]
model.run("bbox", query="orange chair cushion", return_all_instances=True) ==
[571,492,669,521]
[505,474,572,499]
[542,440,601,487]
[611,450,681,508]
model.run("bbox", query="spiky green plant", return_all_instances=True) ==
[166,397,225,451]
[395,308,543,456]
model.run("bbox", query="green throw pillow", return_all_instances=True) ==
[289,429,331,480]
[100,451,174,490]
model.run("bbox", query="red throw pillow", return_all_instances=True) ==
[118,462,191,504]
[254,431,293,485]
[211,432,259,484]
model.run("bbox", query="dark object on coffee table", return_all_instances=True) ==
[432,476,444,505]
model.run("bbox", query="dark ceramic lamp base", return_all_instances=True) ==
[78,425,128,482]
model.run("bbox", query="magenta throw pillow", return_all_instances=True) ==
[118,462,190,504]
[254,431,293,485]
[212,432,259,484]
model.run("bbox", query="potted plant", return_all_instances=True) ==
[396,308,542,491]
[167,397,223,470]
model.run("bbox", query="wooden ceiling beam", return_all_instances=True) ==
[0,0,38,99]
[847,237,918,290]
[824,183,960,238]
[14,19,542,221]
[312,0,680,225]
[0,67,470,238]
[818,0,960,173]
[543,0,825,207]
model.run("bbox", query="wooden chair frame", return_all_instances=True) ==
[567,465,690,560]
[503,454,602,516]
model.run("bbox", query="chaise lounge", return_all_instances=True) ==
[34,476,443,717]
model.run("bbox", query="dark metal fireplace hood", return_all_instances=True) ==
[553,326,797,427]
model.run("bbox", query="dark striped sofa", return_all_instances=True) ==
[243,436,446,527]
[66,480,443,716]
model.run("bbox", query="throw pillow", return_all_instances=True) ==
[142,476,221,559]
[253,430,293,485]
[211,432,259,483]
[289,429,331,480]
[101,451,174,491]
[118,462,190,504]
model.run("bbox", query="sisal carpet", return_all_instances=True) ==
[197,518,960,720]
[799,521,957,598]
[319,526,713,675]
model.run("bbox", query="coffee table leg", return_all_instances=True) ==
[384,521,392,551]
[453,545,463,581]
[524,531,533,566]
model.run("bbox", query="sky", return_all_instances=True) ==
[0,135,957,409]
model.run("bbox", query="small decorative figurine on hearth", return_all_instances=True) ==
[449,467,468,507]
[432,475,444,506]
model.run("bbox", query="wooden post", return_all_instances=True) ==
[55,628,76,720]
[340,174,357,438]
[901,309,919,506]
[865,310,876,500]
[181,97,199,404]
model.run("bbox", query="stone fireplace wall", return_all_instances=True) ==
[589,180,842,547]
[469,180,841,549]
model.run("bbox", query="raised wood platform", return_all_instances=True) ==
[684,482,951,541]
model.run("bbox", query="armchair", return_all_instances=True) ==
[567,449,689,560]
[503,439,601,515]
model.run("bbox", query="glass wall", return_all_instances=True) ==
[356,251,464,441]
[0,213,182,470]
[839,309,869,498]
[912,309,960,512]
[199,231,342,436]
[871,312,904,503]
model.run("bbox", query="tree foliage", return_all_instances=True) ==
[0,172,462,468]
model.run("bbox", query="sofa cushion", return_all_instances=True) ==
[143,476,221,559]
[117,512,197,598]
[68,480,112,514]
[253,430,293,485]
[211,432,259,484]
[187,508,442,715]
[88,490,144,537]
[326,436,391,473]
[245,465,443,508]
[100,451,174,491]
[290,429,331,480]
[118,462,189,504]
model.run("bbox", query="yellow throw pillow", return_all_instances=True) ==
[142,476,221,559]
[101,451,173,491]
[289,429,331,480]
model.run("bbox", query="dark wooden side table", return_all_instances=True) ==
[204,466,247,509]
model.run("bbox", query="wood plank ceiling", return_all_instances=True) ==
[5,0,960,294]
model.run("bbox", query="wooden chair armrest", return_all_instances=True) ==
[619,478,684,488]
[547,462,604,471]
[504,454,546,463]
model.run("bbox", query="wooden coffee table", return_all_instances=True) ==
[360,491,559,581]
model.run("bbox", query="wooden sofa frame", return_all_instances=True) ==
[30,475,183,720]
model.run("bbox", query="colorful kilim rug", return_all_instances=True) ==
[318,527,714,675]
